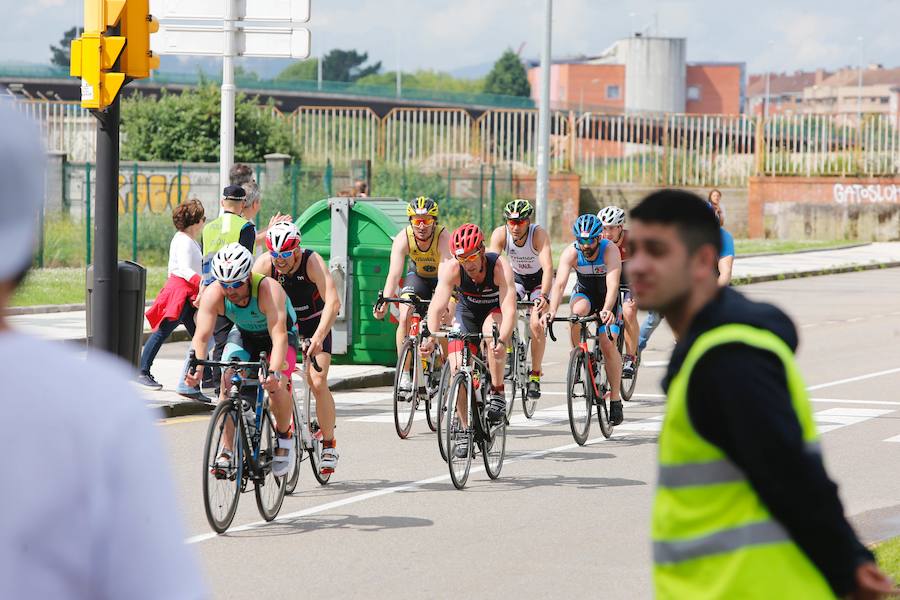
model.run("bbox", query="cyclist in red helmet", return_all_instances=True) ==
[421,223,516,425]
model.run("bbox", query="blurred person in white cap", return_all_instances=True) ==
[0,105,206,598]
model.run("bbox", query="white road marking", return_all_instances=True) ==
[187,434,613,544]
[814,408,893,434]
[811,398,900,407]
[807,367,900,391]
[883,434,900,443]
[349,412,427,424]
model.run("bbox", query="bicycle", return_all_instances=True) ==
[549,315,615,446]
[439,324,507,489]
[504,299,542,420]
[284,339,331,494]
[617,285,640,401]
[374,291,445,439]
[190,350,287,534]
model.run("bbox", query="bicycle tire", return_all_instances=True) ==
[621,358,638,401]
[284,399,302,495]
[566,347,593,446]
[424,346,444,433]
[202,400,243,533]
[436,362,451,462]
[480,378,507,480]
[595,353,614,439]
[503,330,519,420]
[520,335,537,418]
[393,337,418,439]
[254,409,287,522]
[306,386,332,485]
[445,372,473,489]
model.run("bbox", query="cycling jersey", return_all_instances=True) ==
[570,239,621,325]
[506,224,544,298]
[405,225,444,278]
[454,252,502,339]
[223,272,297,336]
[271,249,324,322]
[612,230,630,286]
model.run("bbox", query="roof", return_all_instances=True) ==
[816,66,900,88]
[746,70,827,97]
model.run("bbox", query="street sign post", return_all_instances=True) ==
[151,24,310,58]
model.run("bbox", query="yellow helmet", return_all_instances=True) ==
[407,196,439,219]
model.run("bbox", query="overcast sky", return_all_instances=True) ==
[2,0,898,75]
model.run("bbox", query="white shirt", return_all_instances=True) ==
[0,332,207,600]
[168,231,202,282]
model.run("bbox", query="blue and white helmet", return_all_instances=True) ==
[573,214,603,240]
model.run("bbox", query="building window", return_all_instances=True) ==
[687,85,701,101]
[606,85,620,100]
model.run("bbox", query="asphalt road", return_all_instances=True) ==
[157,269,900,599]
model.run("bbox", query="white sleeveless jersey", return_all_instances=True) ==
[505,224,541,275]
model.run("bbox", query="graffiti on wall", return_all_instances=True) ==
[117,173,192,214]
[833,183,900,205]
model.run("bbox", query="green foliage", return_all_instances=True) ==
[484,49,531,97]
[13,267,167,307]
[50,26,78,68]
[121,84,299,162]
[356,70,484,94]
[275,58,317,82]
[234,66,259,82]
[278,49,380,83]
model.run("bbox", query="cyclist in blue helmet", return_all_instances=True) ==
[545,213,625,425]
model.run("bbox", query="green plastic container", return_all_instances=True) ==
[296,197,408,366]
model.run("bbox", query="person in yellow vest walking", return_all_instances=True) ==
[626,190,895,600]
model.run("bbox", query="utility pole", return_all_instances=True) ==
[220,0,238,192]
[857,36,863,125]
[536,0,552,230]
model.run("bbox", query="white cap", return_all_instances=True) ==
[0,104,44,281]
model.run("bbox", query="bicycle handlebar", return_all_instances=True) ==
[547,314,610,343]
[374,290,430,315]
[298,338,323,373]
[189,349,271,379]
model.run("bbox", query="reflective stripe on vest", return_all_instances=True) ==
[653,323,832,599]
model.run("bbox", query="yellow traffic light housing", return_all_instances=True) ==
[120,0,160,79]
[70,31,126,110]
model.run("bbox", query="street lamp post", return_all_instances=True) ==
[857,36,864,124]
[536,0,552,230]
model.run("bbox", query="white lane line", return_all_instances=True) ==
[807,367,900,391]
[814,408,893,434]
[349,412,427,424]
[883,434,900,443]
[332,392,393,406]
[846,317,865,323]
[187,434,612,545]
[811,398,900,406]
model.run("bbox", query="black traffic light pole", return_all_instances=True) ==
[91,96,120,354]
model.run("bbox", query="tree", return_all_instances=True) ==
[121,84,299,162]
[356,70,485,94]
[234,66,259,82]
[322,49,380,82]
[275,57,318,82]
[50,26,79,68]
[484,49,531,97]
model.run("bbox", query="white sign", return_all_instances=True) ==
[151,0,310,22]
[80,79,94,102]
[152,24,310,59]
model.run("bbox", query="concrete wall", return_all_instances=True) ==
[621,37,686,114]
[748,177,900,241]
[581,185,748,237]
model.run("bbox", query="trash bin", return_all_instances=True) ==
[296,197,408,366]
[86,260,147,367]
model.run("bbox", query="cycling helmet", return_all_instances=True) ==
[573,214,603,240]
[450,223,485,256]
[598,205,626,227]
[504,199,534,220]
[266,221,301,253]
[406,196,440,218]
[212,243,253,283]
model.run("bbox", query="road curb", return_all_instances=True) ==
[153,400,215,419]
[329,368,395,391]
[736,242,871,259]
[8,299,155,316]
[730,260,900,287]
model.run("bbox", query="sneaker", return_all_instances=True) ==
[487,389,506,423]
[320,441,339,475]
[398,371,413,392]
[453,439,470,459]
[179,390,214,404]
[504,351,513,379]
[451,419,469,459]
[211,450,233,480]
[609,400,624,426]
[526,376,541,399]
[137,372,163,390]
[622,355,636,379]
[272,433,295,478]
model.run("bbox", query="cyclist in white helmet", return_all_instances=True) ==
[252,222,342,475]
[598,205,639,378]
[185,243,299,478]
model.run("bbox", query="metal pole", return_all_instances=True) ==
[317,54,323,90]
[291,161,299,217]
[92,97,120,354]
[764,72,770,120]
[536,0,553,230]
[85,162,92,265]
[396,68,402,98]
[132,162,138,262]
[857,36,863,125]
[176,163,183,204]
[220,0,238,192]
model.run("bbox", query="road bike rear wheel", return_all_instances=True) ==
[285,399,302,494]
[255,409,287,521]
[620,344,639,401]
[520,336,537,418]
[202,400,243,533]
[595,355,614,439]
[504,331,519,420]
[393,337,418,439]
[306,387,331,485]
[445,373,473,489]
[436,362,451,462]
[566,347,593,446]
[425,346,444,432]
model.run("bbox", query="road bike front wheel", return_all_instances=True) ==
[306,387,332,485]
[425,346,444,432]
[284,398,302,495]
[519,335,537,418]
[480,386,507,480]
[436,362,451,462]
[566,347,593,446]
[595,355,614,439]
[202,400,243,533]
[445,372,473,489]
[621,351,639,402]
[255,409,287,522]
[393,337,418,439]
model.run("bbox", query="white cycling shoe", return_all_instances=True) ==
[272,433,295,478]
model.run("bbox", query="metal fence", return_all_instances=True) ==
[14,99,900,187]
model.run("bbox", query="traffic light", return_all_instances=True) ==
[70,0,159,110]
[120,0,160,80]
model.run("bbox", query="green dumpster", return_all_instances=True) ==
[296,197,408,366]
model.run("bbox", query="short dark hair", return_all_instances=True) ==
[630,189,722,256]
[172,198,205,231]
[229,163,254,186]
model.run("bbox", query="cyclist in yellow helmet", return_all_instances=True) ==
[373,197,452,391]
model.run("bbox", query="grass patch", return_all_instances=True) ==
[875,536,900,583]
[12,266,168,307]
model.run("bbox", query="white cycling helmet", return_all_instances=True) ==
[266,221,301,254]
[212,243,253,283]
[598,205,626,227]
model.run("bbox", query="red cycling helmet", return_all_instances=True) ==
[451,223,484,257]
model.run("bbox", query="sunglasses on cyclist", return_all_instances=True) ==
[220,279,246,289]
[269,250,294,259]
[456,251,481,263]
[577,236,599,246]
[410,217,435,226]
[507,218,528,226]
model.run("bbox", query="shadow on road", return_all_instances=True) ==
[222,513,434,539]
